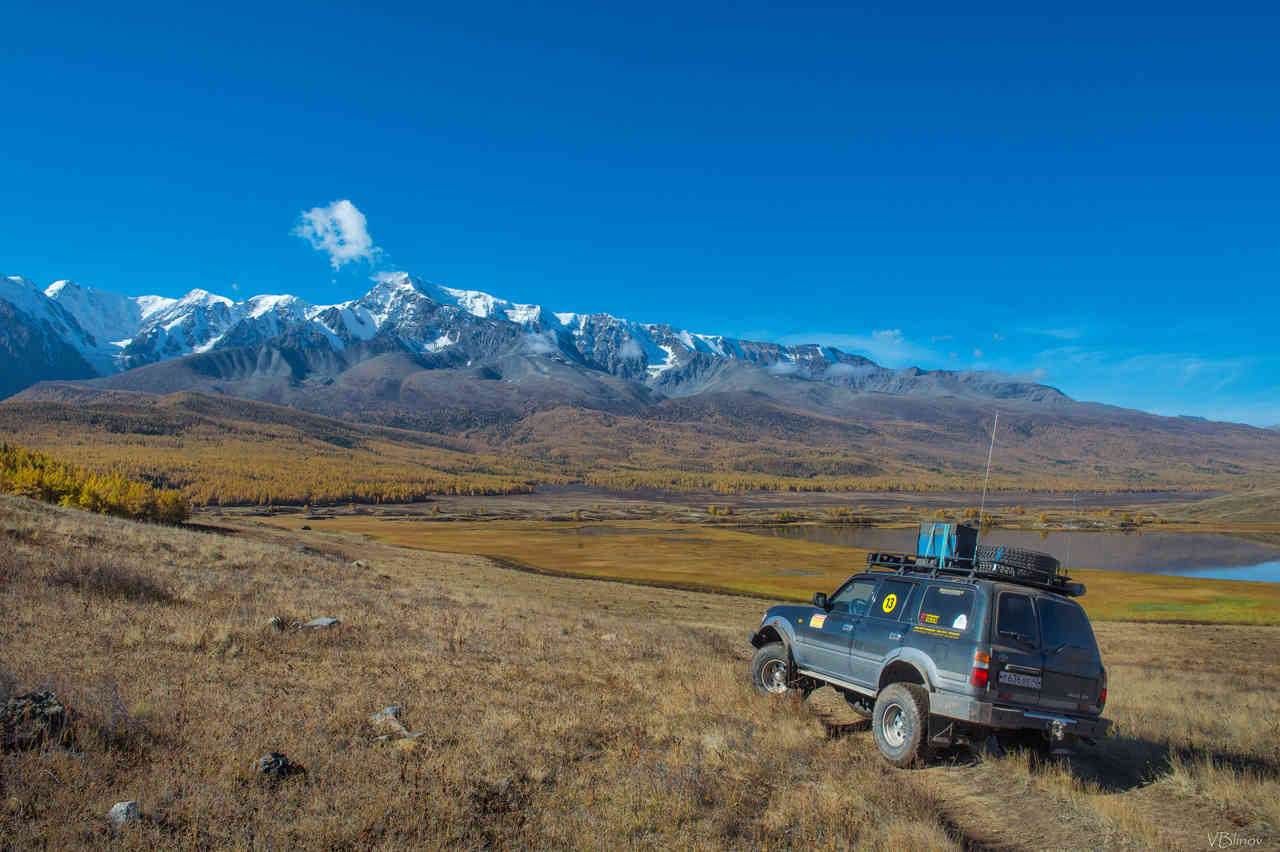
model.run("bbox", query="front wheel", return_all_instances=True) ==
[750,642,793,696]
[872,682,931,767]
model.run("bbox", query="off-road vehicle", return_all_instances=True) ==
[749,523,1110,767]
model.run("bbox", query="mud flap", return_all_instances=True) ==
[928,716,957,747]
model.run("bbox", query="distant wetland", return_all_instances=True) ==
[741,525,1280,583]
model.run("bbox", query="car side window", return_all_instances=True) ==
[872,579,915,621]
[917,585,975,632]
[997,593,1039,648]
[829,579,877,616]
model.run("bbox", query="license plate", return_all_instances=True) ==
[998,670,1042,689]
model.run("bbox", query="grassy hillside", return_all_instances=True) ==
[2,496,1277,849]
[4,388,1280,505]
[0,391,562,504]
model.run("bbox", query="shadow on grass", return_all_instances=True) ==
[994,731,1280,793]
[47,554,179,605]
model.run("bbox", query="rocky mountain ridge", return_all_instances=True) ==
[2,272,1069,405]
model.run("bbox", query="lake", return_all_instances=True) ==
[740,526,1280,583]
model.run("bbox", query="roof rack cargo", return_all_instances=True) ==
[865,550,1087,598]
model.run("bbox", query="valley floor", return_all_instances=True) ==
[1,495,1277,849]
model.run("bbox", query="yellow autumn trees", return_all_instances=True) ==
[0,442,189,523]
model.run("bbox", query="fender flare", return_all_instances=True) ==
[876,647,939,692]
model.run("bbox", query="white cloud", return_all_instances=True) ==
[930,334,954,344]
[294,200,381,269]
[767,360,800,375]
[824,362,877,379]
[619,339,645,360]
[992,333,1006,342]
[973,348,984,359]
[523,331,558,356]
[1028,327,1084,340]
[779,329,938,369]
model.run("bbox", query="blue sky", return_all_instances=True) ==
[3,2,1277,426]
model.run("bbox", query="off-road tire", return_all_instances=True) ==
[750,642,793,697]
[872,682,931,767]
[974,545,1060,576]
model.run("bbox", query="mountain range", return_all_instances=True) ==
[2,271,1063,406]
[3,271,1278,492]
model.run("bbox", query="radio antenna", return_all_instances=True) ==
[976,412,999,544]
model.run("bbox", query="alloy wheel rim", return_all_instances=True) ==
[883,703,907,747]
[760,659,789,694]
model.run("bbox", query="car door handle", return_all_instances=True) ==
[889,632,902,641]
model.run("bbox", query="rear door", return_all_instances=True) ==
[849,578,917,687]
[990,591,1043,708]
[1037,597,1105,714]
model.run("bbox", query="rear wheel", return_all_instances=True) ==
[750,642,793,696]
[873,683,931,767]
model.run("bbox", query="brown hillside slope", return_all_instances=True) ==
[6,385,1280,497]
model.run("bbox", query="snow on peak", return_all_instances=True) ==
[246,293,311,319]
[177,288,233,307]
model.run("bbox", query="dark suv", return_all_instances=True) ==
[748,540,1110,767]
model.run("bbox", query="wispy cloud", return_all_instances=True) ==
[1026,326,1085,340]
[618,338,645,360]
[294,200,381,269]
[780,328,938,368]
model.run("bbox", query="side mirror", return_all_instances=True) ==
[812,592,829,610]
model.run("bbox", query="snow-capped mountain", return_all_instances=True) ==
[3,270,1067,406]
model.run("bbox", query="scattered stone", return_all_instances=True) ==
[5,796,21,814]
[370,706,410,737]
[1,691,71,751]
[600,633,617,642]
[298,617,340,630]
[351,560,369,570]
[253,752,304,780]
[108,800,139,825]
[300,525,311,531]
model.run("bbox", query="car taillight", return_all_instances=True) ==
[1099,669,1107,711]
[970,651,990,688]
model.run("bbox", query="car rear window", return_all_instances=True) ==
[917,585,975,632]
[997,593,1039,647]
[1039,599,1097,653]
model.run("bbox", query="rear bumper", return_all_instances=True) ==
[931,692,1110,739]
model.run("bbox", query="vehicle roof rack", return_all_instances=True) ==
[864,550,1086,597]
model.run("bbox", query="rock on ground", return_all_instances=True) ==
[108,800,139,825]
[1,691,71,751]
[253,752,304,780]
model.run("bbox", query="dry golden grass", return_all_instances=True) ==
[3,495,1278,850]
[943,621,1280,850]
[261,517,876,601]
[0,496,966,849]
